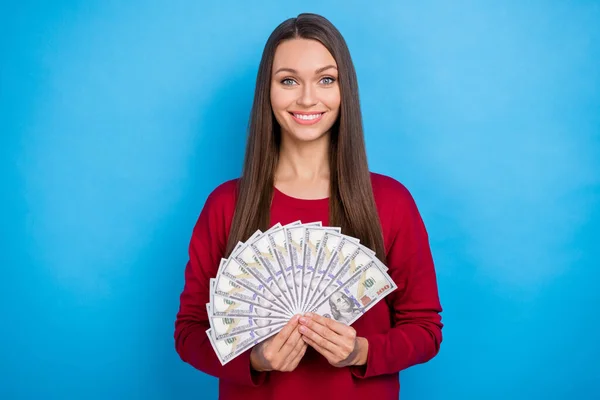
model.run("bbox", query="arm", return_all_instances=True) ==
[173,188,267,386]
[351,186,443,378]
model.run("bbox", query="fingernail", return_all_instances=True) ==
[293,315,300,322]
[299,326,306,333]
[299,317,306,324]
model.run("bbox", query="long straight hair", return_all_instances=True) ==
[225,13,386,263]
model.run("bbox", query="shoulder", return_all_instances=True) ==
[369,171,415,207]
[206,178,239,204]
[192,178,240,248]
[369,172,423,252]
[199,178,239,221]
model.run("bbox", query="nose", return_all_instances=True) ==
[296,84,317,107]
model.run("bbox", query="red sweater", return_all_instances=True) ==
[174,172,443,400]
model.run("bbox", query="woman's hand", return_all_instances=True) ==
[250,315,307,372]
[298,312,368,368]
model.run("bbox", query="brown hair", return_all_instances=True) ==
[225,13,386,263]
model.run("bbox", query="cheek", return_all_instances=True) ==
[322,90,341,112]
[270,87,294,112]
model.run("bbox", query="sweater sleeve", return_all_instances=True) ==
[351,185,443,378]
[174,185,267,386]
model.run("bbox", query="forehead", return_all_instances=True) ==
[272,38,337,73]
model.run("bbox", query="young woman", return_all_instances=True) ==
[175,13,443,400]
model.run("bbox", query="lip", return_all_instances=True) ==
[289,111,326,126]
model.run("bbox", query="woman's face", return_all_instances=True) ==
[270,38,341,143]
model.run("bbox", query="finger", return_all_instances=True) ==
[270,315,300,352]
[281,333,306,370]
[305,312,352,336]
[279,325,303,360]
[302,334,336,360]
[299,315,345,347]
[288,342,308,370]
[288,332,306,359]
[299,325,338,354]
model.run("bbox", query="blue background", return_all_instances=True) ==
[2,1,599,399]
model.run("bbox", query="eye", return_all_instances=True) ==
[281,78,297,86]
[320,76,336,85]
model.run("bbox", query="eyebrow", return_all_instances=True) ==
[273,65,338,75]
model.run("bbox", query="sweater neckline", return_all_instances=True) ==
[273,186,329,209]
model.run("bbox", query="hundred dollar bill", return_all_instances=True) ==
[217,230,262,276]
[249,222,300,312]
[206,323,285,365]
[211,270,289,316]
[216,230,290,306]
[266,227,298,310]
[304,233,361,311]
[268,221,322,311]
[303,237,360,311]
[207,304,287,340]
[300,226,341,308]
[215,230,263,277]
[216,256,291,313]
[285,222,322,310]
[231,229,264,257]
[234,224,295,313]
[308,261,397,325]
[209,290,289,319]
[305,240,379,312]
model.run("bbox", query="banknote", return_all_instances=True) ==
[209,290,289,319]
[306,241,379,311]
[234,224,296,313]
[216,256,291,313]
[300,226,341,307]
[211,273,290,316]
[207,304,287,340]
[207,221,397,365]
[304,233,361,312]
[303,237,360,311]
[218,230,263,276]
[286,223,324,311]
[266,226,299,310]
[266,221,322,311]
[250,226,297,312]
[308,261,397,325]
[206,323,285,365]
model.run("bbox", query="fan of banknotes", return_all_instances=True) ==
[206,221,397,365]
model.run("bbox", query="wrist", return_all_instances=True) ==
[250,348,267,372]
[352,337,369,366]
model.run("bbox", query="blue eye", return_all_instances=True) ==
[321,77,336,85]
[281,78,297,86]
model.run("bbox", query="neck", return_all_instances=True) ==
[275,132,330,183]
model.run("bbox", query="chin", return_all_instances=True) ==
[286,129,330,142]
[281,118,337,143]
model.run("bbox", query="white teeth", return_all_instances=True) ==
[293,113,322,120]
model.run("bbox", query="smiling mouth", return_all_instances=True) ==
[289,112,325,125]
